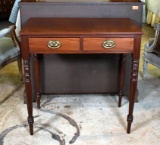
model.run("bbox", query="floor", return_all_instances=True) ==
[0,22,160,145]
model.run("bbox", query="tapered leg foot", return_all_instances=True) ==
[29,124,34,135]
[127,123,131,134]
[118,95,122,107]
[37,93,41,109]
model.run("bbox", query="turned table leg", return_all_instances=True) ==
[127,35,141,133]
[24,59,34,135]
[127,58,139,133]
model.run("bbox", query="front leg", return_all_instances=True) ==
[127,58,139,133]
[24,59,34,135]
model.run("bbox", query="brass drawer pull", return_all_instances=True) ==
[48,40,61,49]
[102,40,115,49]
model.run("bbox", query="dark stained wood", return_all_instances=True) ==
[21,18,142,35]
[20,1,144,101]
[21,36,34,135]
[24,59,34,135]
[118,54,126,107]
[34,54,41,109]
[127,36,141,133]
[29,38,80,53]
[20,18,142,135]
[83,38,134,53]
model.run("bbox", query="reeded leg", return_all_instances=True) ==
[24,60,34,135]
[143,53,148,79]
[118,54,126,107]
[34,54,41,109]
[127,58,139,134]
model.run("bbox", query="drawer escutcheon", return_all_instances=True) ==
[48,40,61,49]
[102,40,116,49]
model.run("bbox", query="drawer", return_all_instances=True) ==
[83,38,134,53]
[29,38,80,53]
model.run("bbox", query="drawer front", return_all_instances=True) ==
[83,38,134,53]
[29,38,80,53]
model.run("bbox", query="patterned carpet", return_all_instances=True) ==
[0,23,160,145]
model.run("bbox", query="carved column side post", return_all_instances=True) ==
[127,36,141,134]
[21,36,34,135]
[34,54,41,109]
[118,54,126,107]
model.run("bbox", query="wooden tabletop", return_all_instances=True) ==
[20,18,142,36]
